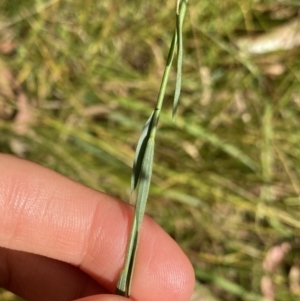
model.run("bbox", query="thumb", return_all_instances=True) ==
[75,295,133,301]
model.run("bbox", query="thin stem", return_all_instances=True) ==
[116,0,189,297]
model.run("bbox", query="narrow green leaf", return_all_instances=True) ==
[115,271,128,297]
[116,1,189,298]
[128,137,155,295]
[116,216,138,297]
[131,111,155,192]
[135,137,155,228]
[116,137,155,296]
[173,13,183,120]
[126,225,139,297]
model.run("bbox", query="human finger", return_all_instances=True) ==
[0,154,195,301]
[74,295,131,301]
[0,247,106,301]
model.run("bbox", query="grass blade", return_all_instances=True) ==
[116,1,189,297]
[115,215,137,297]
[127,137,155,295]
[173,1,184,120]
[131,111,155,192]
[134,137,155,228]
[116,133,155,296]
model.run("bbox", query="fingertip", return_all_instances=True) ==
[75,295,131,301]
[131,216,195,301]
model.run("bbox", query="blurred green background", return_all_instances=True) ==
[1,0,300,300]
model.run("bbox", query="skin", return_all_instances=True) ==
[0,154,195,301]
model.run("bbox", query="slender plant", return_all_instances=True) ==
[116,0,189,297]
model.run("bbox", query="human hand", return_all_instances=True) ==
[0,154,194,301]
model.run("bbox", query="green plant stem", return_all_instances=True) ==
[116,0,189,297]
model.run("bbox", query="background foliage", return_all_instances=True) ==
[1,0,300,300]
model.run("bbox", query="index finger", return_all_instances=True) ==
[0,154,195,301]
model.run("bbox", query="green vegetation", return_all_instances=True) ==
[116,1,188,296]
[1,0,300,300]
